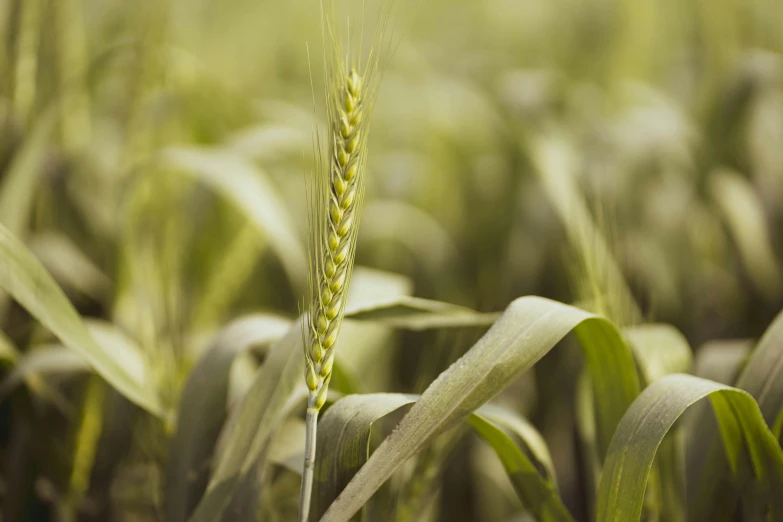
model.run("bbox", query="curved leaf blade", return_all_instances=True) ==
[188,319,306,522]
[161,147,307,290]
[313,393,571,522]
[318,296,639,522]
[0,224,164,416]
[345,295,499,330]
[165,314,291,522]
[689,310,783,521]
[596,374,783,522]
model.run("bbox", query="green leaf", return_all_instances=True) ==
[187,269,423,521]
[710,169,783,301]
[313,393,572,522]
[469,405,573,522]
[344,296,500,330]
[624,324,692,383]
[165,314,291,522]
[0,224,164,416]
[161,146,307,291]
[688,310,783,521]
[29,232,111,300]
[318,296,639,522]
[596,374,783,522]
[623,324,692,522]
[735,309,783,435]
[188,319,306,522]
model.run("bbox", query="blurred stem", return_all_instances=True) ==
[65,376,105,522]
[298,407,319,522]
[13,0,41,126]
[55,0,91,151]
[192,220,263,328]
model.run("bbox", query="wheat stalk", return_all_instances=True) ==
[298,1,393,520]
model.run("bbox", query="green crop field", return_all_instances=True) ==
[0,0,782,521]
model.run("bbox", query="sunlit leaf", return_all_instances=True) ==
[313,393,572,522]
[689,309,783,521]
[318,296,639,522]
[596,374,783,522]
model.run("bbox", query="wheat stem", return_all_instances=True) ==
[298,407,319,522]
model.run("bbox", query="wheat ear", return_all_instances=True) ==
[298,1,393,518]
[298,66,373,522]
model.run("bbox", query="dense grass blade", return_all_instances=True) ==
[596,374,783,522]
[318,296,640,522]
[0,224,164,415]
[312,393,572,522]
[165,314,291,522]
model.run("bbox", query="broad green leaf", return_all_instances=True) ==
[0,224,164,416]
[623,324,692,522]
[318,296,640,522]
[165,314,291,522]
[686,337,752,493]
[596,374,783,522]
[344,295,500,330]
[161,146,307,290]
[188,319,305,522]
[689,310,783,521]
[313,393,571,522]
[710,169,782,301]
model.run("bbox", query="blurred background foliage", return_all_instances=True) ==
[0,0,782,520]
